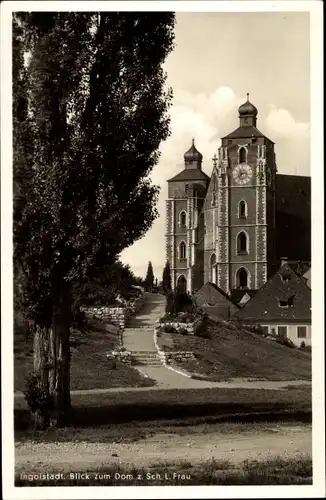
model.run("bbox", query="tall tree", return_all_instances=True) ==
[162,260,172,294]
[145,261,154,292]
[13,12,175,426]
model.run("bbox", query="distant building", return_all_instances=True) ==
[193,282,239,319]
[233,261,311,346]
[165,94,311,295]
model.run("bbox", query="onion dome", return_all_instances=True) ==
[184,139,203,162]
[238,93,258,117]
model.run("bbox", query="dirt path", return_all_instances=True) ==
[16,424,311,471]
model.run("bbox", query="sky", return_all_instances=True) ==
[120,11,310,280]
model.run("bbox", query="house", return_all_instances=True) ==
[233,261,311,346]
[193,281,239,319]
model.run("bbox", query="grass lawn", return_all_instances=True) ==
[14,317,155,392]
[15,385,311,430]
[157,318,311,381]
[15,455,312,485]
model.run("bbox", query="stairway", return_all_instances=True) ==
[130,351,162,366]
[122,293,166,367]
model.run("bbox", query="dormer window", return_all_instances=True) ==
[278,295,295,308]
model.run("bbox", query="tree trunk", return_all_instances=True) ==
[50,304,71,426]
[32,296,71,428]
[33,324,51,428]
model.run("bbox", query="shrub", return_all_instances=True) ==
[178,327,189,336]
[165,290,194,315]
[161,324,177,334]
[165,291,175,314]
[300,341,306,349]
[23,373,55,428]
[275,337,295,349]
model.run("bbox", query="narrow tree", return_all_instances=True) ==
[162,260,172,294]
[145,261,154,292]
[13,12,175,426]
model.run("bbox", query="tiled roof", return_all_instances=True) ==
[194,282,239,307]
[168,168,210,182]
[222,125,273,142]
[234,263,311,323]
[230,289,257,304]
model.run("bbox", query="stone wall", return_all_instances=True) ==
[81,293,145,330]
[81,305,127,329]
[153,327,193,378]
[156,316,203,335]
[163,351,196,364]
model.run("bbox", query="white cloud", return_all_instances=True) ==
[121,89,310,278]
[265,105,310,175]
[265,105,310,139]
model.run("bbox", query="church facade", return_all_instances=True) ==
[166,95,311,295]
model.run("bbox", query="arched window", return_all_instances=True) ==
[180,211,187,228]
[238,200,247,218]
[236,268,248,289]
[239,147,247,164]
[210,253,217,283]
[177,275,187,293]
[179,241,186,260]
[237,232,248,254]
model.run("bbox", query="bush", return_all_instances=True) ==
[195,315,211,338]
[23,373,55,428]
[165,290,194,315]
[178,327,189,336]
[275,337,295,349]
[160,324,177,334]
[165,290,174,314]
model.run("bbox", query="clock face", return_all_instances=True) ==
[233,164,253,185]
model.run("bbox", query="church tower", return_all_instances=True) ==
[204,94,277,293]
[166,140,210,293]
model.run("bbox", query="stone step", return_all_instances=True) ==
[131,349,158,357]
[131,354,161,360]
[132,360,162,366]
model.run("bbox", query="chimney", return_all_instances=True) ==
[280,257,288,266]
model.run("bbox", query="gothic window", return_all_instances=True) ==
[239,147,247,164]
[210,253,217,283]
[236,268,248,289]
[237,231,248,255]
[179,241,186,260]
[180,211,187,228]
[177,275,187,293]
[238,200,247,218]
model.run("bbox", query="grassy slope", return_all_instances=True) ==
[14,318,155,392]
[157,318,311,381]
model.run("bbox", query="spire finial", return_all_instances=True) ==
[192,138,195,146]
[246,92,250,101]
[213,153,217,167]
